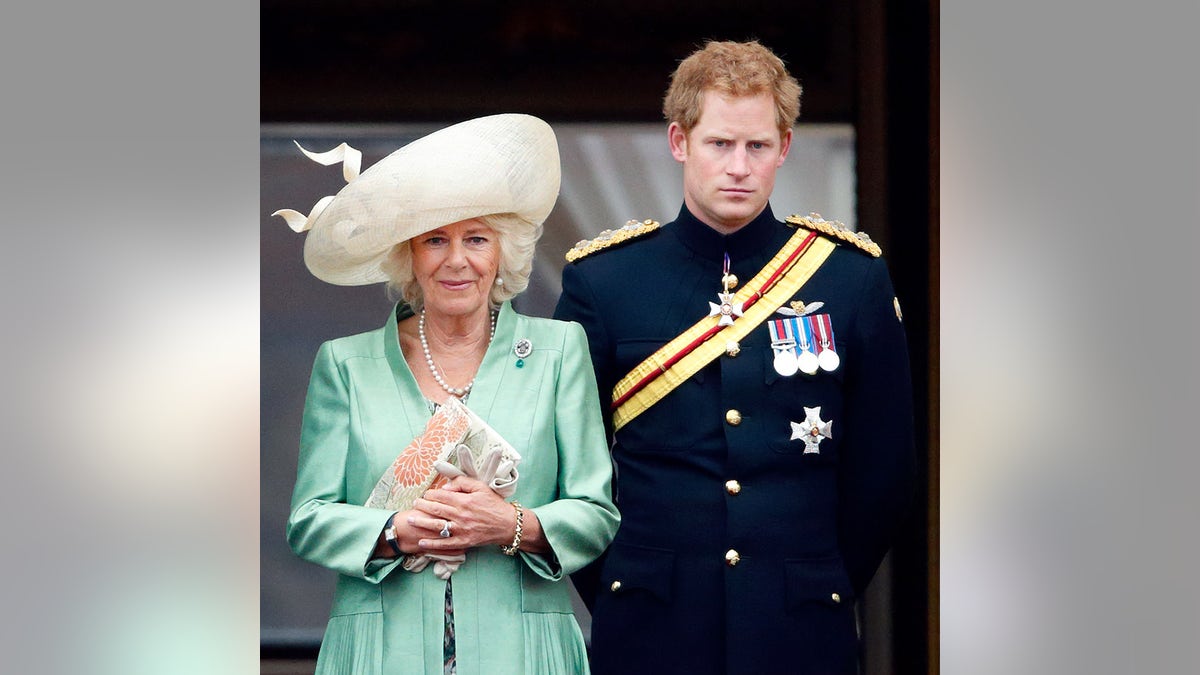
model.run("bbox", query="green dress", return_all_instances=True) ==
[287,302,620,675]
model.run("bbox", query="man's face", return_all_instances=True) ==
[669,90,792,234]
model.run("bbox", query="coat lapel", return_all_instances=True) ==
[381,303,432,446]
[461,301,517,425]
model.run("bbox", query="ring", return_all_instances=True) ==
[439,520,452,538]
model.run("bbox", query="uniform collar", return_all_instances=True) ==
[669,203,781,262]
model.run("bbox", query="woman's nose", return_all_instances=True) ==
[444,241,468,268]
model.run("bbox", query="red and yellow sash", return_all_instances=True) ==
[611,230,837,431]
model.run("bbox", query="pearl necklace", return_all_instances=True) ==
[419,308,497,398]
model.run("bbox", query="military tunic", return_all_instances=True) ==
[554,205,917,674]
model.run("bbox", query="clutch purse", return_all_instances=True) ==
[364,396,521,578]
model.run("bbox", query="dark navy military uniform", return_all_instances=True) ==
[553,204,917,675]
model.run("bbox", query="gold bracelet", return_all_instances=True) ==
[501,501,524,556]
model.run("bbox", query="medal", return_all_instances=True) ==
[708,292,744,327]
[789,406,833,454]
[767,318,800,377]
[796,317,819,375]
[798,350,820,375]
[773,349,799,377]
[706,253,745,327]
[818,347,840,372]
[813,314,840,372]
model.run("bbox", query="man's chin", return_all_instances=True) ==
[714,205,762,226]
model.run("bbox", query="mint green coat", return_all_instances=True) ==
[287,303,620,675]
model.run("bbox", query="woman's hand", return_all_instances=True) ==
[374,508,467,559]
[412,476,521,552]
[413,476,550,555]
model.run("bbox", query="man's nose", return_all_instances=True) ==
[726,147,751,178]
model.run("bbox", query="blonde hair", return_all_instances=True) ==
[381,213,542,311]
[662,40,802,138]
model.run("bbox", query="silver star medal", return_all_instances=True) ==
[708,260,745,327]
[708,290,745,327]
[790,406,833,454]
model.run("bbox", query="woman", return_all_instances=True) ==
[276,114,619,675]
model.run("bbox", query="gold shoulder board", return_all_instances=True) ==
[785,213,882,258]
[565,219,661,262]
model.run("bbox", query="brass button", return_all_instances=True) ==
[725,549,741,567]
[831,592,841,603]
[725,409,742,426]
[610,580,622,592]
[725,479,742,495]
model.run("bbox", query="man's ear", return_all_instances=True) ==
[777,128,793,166]
[668,122,689,163]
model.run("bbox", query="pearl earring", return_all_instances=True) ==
[495,277,504,287]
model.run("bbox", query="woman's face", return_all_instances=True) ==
[411,218,500,319]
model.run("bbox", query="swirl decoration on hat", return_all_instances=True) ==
[271,114,561,287]
[272,142,363,233]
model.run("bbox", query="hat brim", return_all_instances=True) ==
[300,114,561,286]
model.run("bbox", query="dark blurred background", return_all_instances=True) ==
[262,2,937,673]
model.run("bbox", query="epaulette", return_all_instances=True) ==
[785,213,882,258]
[565,219,661,262]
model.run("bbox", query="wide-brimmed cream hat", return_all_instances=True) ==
[273,113,561,286]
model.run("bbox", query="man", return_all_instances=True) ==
[554,40,917,674]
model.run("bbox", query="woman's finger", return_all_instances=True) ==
[413,496,456,519]
[445,476,488,493]
[407,514,452,534]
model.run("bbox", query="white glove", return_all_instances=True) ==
[408,443,521,578]
[402,552,468,579]
[435,444,521,498]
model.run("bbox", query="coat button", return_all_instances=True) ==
[610,581,622,592]
[725,409,742,426]
[725,549,741,567]
[831,592,841,603]
[725,479,742,495]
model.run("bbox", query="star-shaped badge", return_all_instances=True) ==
[789,406,833,454]
[708,291,745,327]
